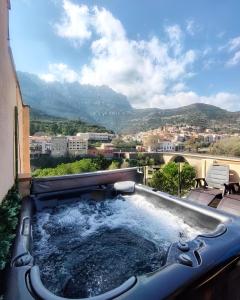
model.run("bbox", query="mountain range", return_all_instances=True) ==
[18,71,240,133]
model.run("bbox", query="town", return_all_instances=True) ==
[30,125,240,160]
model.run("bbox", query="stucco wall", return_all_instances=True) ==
[0,0,30,202]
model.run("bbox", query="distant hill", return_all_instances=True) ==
[30,107,64,121]
[30,108,113,136]
[18,72,240,133]
[119,103,240,133]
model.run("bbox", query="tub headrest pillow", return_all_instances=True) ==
[114,181,135,193]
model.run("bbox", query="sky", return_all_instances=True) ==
[10,0,240,110]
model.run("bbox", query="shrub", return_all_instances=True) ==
[150,162,196,196]
[0,187,21,270]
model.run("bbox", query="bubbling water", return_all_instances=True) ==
[32,193,203,298]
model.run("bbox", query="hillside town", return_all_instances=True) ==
[29,124,240,159]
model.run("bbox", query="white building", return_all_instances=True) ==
[29,136,51,158]
[202,134,227,144]
[76,132,115,142]
[51,137,68,157]
[157,140,174,152]
[143,135,174,152]
[67,136,88,156]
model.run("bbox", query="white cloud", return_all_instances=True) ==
[164,24,183,55]
[40,63,79,82]
[217,31,225,39]
[145,92,240,111]
[202,47,212,57]
[53,1,198,108]
[186,19,195,36]
[48,0,240,110]
[171,83,187,93]
[228,36,240,52]
[222,36,240,67]
[55,0,92,44]
[227,51,240,66]
[186,19,201,37]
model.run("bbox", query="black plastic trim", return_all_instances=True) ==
[29,266,136,300]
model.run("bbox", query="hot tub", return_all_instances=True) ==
[5,168,240,300]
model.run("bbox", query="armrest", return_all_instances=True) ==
[195,177,208,188]
[225,182,240,194]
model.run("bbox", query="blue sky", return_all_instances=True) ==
[10,0,240,110]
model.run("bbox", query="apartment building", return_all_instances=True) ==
[29,136,51,158]
[51,137,68,157]
[68,136,88,156]
[0,0,30,201]
[29,135,90,158]
[157,140,174,152]
[76,132,115,142]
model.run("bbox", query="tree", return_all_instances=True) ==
[33,158,98,177]
[150,162,196,196]
[121,159,130,168]
[108,160,121,170]
[211,137,240,157]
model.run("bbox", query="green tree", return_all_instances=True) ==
[121,159,130,168]
[150,162,196,196]
[211,137,240,157]
[33,158,98,177]
[93,155,110,170]
[108,160,121,170]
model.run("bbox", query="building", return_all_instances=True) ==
[202,134,227,144]
[172,134,187,143]
[157,140,174,152]
[174,142,185,152]
[143,135,161,152]
[76,132,115,142]
[143,135,174,152]
[67,136,88,156]
[30,142,42,159]
[0,0,30,201]
[87,143,114,158]
[98,143,114,158]
[51,137,68,157]
[29,136,51,158]
[99,143,114,150]
[136,145,146,152]
[87,146,99,157]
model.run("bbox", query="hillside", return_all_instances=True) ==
[119,103,240,133]
[30,108,113,136]
[19,72,240,133]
